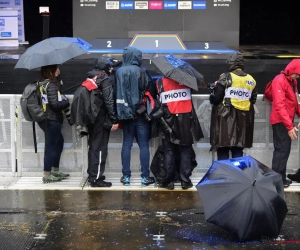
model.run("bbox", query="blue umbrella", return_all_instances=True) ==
[151,54,206,90]
[54,37,92,51]
[196,155,287,242]
[14,37,92,70]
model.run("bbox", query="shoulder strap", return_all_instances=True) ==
[224,72,232,107]
[140,68,147,92]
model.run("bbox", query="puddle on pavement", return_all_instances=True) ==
[1,191,300,249]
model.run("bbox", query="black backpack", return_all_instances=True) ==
[20,80,49,153]
[20,80,49,122]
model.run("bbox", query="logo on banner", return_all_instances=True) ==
[1,32,12,37]
[178,1,192,9]
[164,1,177,9]
[135,1,148,9]
[149,1,163,9]
[0,19,5,26]
[120,1,134,9]
[106,1,119,9]
[193,1,206,9]
[15,0,21,5]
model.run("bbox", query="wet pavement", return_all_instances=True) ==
[1,190,300,250]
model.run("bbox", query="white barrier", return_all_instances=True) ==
[0,94,299,178]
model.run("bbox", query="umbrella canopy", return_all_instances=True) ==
[14,37,92,70]
[196,155,288,242]
[151,55,206,91]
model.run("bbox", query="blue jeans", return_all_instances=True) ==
[121,116,150,178]
[38,120,64,173]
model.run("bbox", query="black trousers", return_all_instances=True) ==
[272,123,292,180]
[217,147,244,160]
[87,114,110,182]
[162,139,193,184]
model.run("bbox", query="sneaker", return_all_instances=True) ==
[283,179,292,188]
[121,176,130,186]
[88,176,105,183]
[160,182,174,190]
[90,180,112,187]
[181,181,193,190]
[141,177,155,186]
[51,171,70,179]
[287,170,300,182]
[42,174,62,183]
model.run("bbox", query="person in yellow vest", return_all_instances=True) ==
[209,52,257,160]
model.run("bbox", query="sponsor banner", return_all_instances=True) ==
[106,1,119,9]
[193,1,206,9]
[178,1,192,9]
[135,1,148,9]
[164,1,177,9]
[149,1,163,10]
[0,8,18,46]
[0,0,24,42]
[120,1,134,9]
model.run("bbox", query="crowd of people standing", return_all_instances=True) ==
[38,47,300,190]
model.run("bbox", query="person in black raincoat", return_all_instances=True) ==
[209,52,257,160]
[70,57,119,187]
[154,77,204,190]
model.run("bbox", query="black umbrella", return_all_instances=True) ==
[196,155,288,242]
[14,37,91,70]
[151,55,206,91]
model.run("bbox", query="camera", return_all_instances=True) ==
[64,107,71,125]
[207,81,218,94]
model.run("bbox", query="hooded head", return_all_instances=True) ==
[94,57,113,74]
[283,59,300,76]
[122,46,142,67]
[226,52,244,72]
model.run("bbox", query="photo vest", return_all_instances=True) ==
[157,77,192,114]
[223,73,256,111]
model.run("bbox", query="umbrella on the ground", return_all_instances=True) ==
[196,155,288,242]
[151,54,207,91]
[14,37,91,70]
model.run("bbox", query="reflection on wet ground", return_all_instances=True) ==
[1,190,300,249]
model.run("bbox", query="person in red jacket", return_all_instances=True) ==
[270,59,300,188]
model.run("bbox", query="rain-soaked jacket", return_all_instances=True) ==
[70,69,118,126]
[210,66,257,149]
[270,59,300,131]
[115,46,152,120]
[154,77,204,145]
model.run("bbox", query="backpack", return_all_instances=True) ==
[136,69,160,120]
[20,80,49,122]
[263,80,273,102]
[20,80,49,153]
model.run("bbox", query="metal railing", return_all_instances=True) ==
[0,94,299,177]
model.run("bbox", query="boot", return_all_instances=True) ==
[287,169,300,182]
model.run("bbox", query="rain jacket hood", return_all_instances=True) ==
[281,59,300,83]
[122,46,142,67]
[226,52,244,72]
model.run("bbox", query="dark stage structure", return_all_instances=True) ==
[1,45,300,95]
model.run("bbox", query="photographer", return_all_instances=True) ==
[71,57,119,187]
[209,52,257,160]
